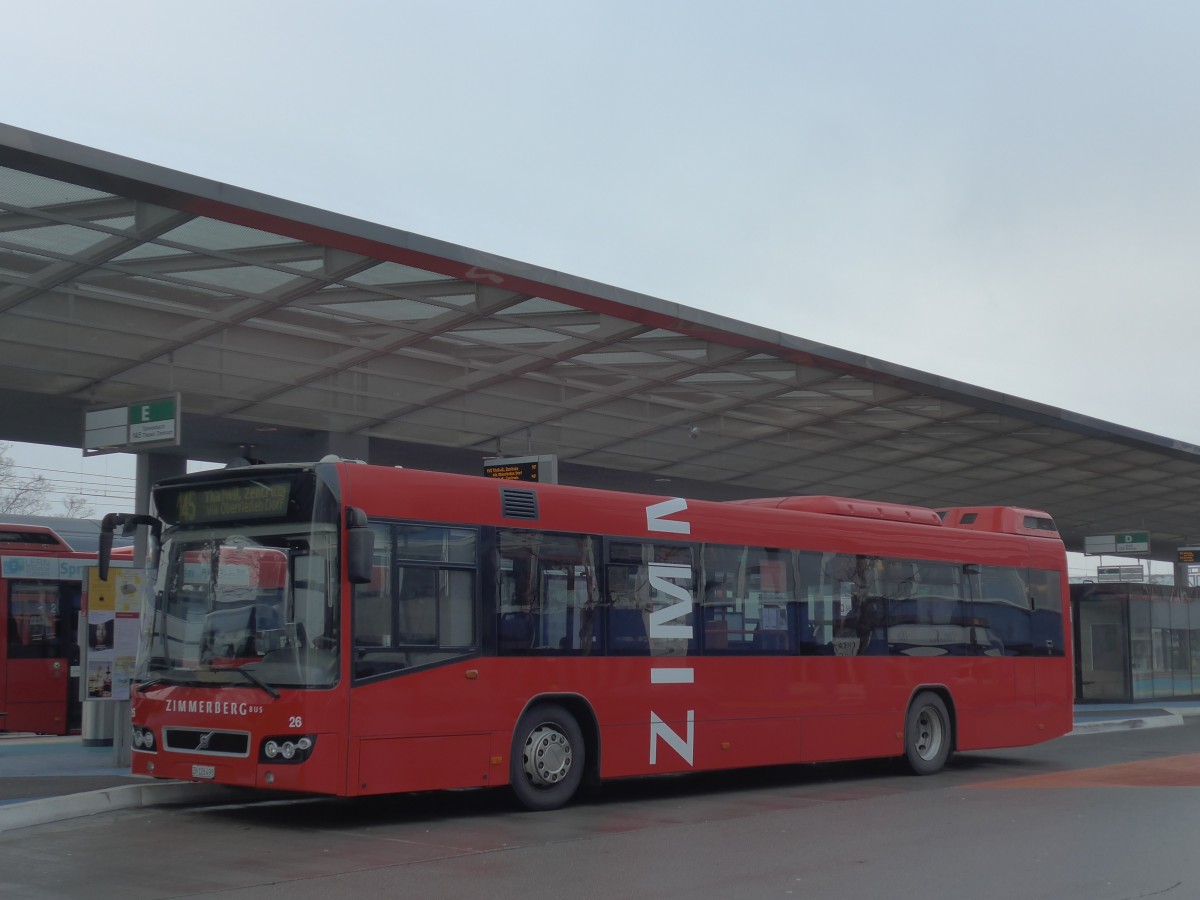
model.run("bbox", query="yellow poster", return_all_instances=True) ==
[86,568,144,614]
[87,569,116,613]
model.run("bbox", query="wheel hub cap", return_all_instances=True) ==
[523,725,572,786]
[916,710,943,760]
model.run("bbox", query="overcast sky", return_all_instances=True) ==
[4,1,1197,574]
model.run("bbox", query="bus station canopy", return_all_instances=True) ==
[2,122,1198,561]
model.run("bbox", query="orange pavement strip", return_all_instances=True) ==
[971,754,1200,789]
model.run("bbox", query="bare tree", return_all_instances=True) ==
[61,493,96,519]
[0,442,95,518]
[0,442,51,515]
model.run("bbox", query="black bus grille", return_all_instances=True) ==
[163,728,250,757]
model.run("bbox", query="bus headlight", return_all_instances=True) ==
[260,735,316,764]
[132,726,157,752]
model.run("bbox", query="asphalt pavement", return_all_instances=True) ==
[2,702,1199,834]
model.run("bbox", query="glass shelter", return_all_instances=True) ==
[1072,583,1200,702]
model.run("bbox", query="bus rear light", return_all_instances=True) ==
[260,735,316,764]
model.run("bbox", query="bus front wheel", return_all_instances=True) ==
[510,703,585,811]
[904,692,951,775]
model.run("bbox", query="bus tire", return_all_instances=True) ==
[904,692,951,775]
[510,703,585,811]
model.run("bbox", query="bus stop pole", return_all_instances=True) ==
[82,700,113,747]
[110,707,131,767]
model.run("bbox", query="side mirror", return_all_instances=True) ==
[99,513,162,581]
[98,529,114,581]
[346,507,374,585]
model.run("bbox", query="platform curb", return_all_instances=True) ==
[1070,711,1184,735]
[0,781,250,834]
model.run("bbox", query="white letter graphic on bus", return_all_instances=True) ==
[646,498,690,534]
[645,558,696,767]
[650,711,695,766]
[648,564,693,640]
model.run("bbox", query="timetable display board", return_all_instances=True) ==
[483,455,558,484]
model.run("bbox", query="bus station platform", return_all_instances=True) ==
[2,703,1200,834]
[0,734,253,834]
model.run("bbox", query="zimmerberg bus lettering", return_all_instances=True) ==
[164,700,263,716]
[646,499,695,767]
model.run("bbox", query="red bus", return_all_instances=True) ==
[0,523,92,734]
[119,460,1072,810]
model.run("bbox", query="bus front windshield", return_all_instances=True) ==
[136,524,340,691]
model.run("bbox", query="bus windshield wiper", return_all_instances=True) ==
[137,667,279,698]
[231,666,281,699]
[136,673,204,693]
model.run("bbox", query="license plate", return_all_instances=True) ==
[191,764,216,780]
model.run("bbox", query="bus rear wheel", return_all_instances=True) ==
[904,692,951,775]
[510,703,585,811]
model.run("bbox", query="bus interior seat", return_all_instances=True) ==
[606,607,648,654]
[499,611,535,652]
[703,613,729,651]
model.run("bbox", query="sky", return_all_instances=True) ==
[4,1,1198,578]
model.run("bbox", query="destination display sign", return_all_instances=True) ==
[160,478,293,525]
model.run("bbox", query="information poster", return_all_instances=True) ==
[83,567,148,701]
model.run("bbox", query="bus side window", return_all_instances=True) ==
[792,551,825,655]
[394,525,476,668]
[893,561,968,657]
[700,544,794,655]
[1027,569,1065,656]
[353,522,477,679]
[701,544,739,654]
[815,554,884,657]
[353,525,394,676]
[605,540,693,657]
[975,566,1032,655]
[396,567,438,644]
[497,530,601,656]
